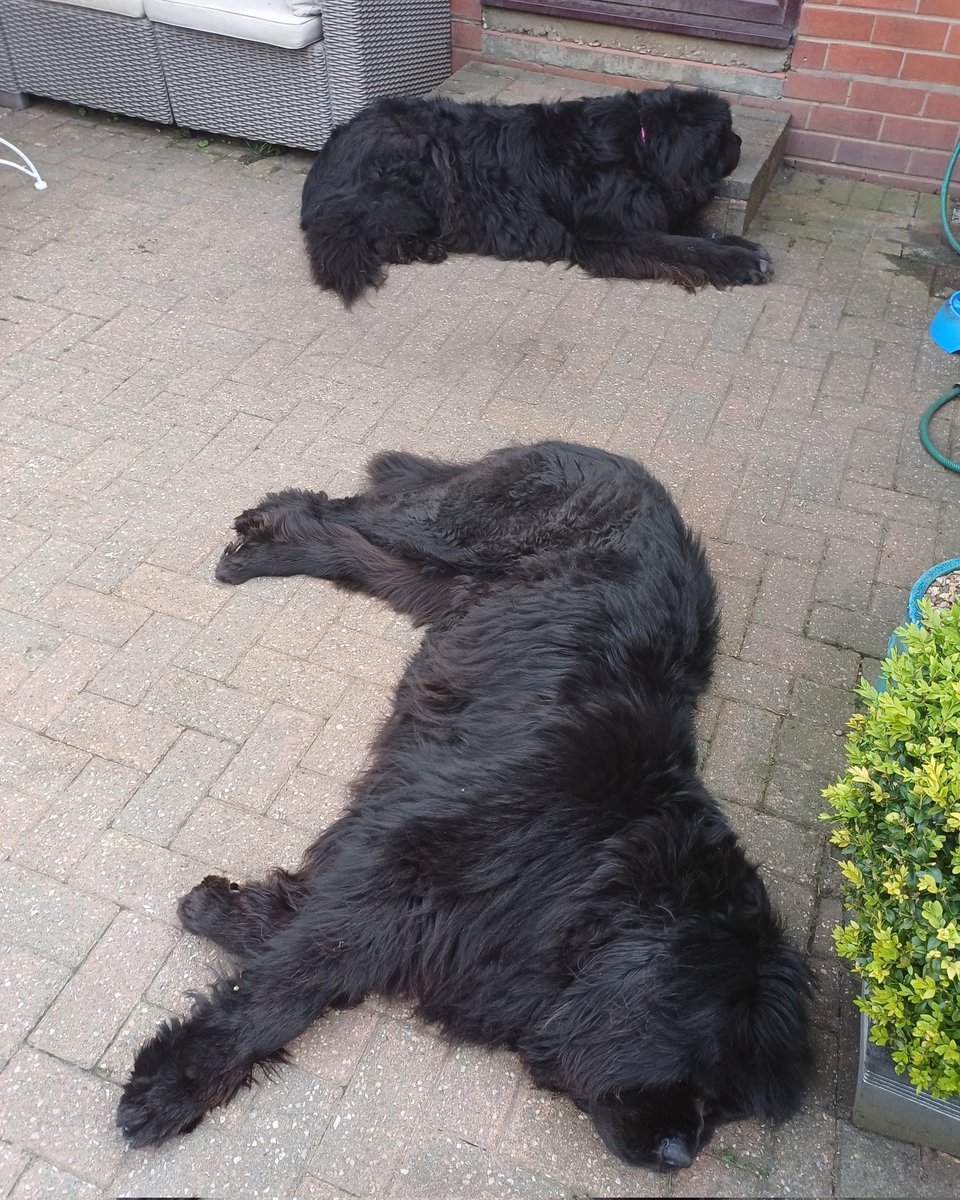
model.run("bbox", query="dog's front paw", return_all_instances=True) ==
[716,232,765,255]
[724,246,774,286]
[746,250,774,284]
[117,1020,209,1148]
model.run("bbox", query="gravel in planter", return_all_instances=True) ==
[925,568,960,611]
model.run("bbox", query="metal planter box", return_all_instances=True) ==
[854,1011,960,1156]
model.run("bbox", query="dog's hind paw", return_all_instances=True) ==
[232,489,329,540]
[178,875,241,940]
[118,1084,205,1149]
[214,541,259,585]
[117,1021,214,1148]
[233,510,268,539]
[214,489,330,585]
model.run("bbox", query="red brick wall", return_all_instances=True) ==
[451,0,483,66]
[453,1,959,191]
[784,0,959,189]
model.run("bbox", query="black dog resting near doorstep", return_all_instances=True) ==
[300,87,773,306]
[118,442,813,1171]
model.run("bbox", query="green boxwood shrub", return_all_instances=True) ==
[822,600,960,1100]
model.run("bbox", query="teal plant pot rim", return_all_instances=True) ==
[885,557,960,660]
[908,557,960,624]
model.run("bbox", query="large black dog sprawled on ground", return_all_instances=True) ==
[300,88,774,305]
[119,442,813,1171]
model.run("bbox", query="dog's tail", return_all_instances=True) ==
[302,197,388,308]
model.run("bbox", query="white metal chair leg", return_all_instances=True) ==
[0,136,47,189]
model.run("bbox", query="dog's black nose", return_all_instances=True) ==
[659,1134,696,1170]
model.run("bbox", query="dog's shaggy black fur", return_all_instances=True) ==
[119,442,813,1170]
[300,88,774,305]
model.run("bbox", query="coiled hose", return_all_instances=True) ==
[920,383,960,472]
[919,135,960,472]
[941,135,960,256]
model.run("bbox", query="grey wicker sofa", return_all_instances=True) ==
[0,0,451,150]
[0,14,26,110]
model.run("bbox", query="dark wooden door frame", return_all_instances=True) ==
[483,0,802,48]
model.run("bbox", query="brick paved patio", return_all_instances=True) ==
[2,69,960,1198]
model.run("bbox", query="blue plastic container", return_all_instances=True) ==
[930,291,960,354]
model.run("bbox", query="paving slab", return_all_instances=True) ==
[1,72,960,1198]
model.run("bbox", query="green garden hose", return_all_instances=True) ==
[919,383,960,473]
[917,139,960,472]
[942,135,960,256]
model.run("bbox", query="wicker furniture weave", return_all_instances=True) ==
[153,24,333,149]
[0,0,452,152]
[0,17,26,109]
[322,0,453,126]
[3,0,173,123]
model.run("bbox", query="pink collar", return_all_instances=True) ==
[639,125,647,146]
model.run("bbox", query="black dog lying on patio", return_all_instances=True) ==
[300,86,773,305]
[118,442,813,1171]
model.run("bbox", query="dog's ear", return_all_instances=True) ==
[637,88,734,202]
[721,937,816,1121]
[523,935,684,1099]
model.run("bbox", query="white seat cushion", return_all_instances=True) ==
[45,0,147,18]
[144,0,322,50]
